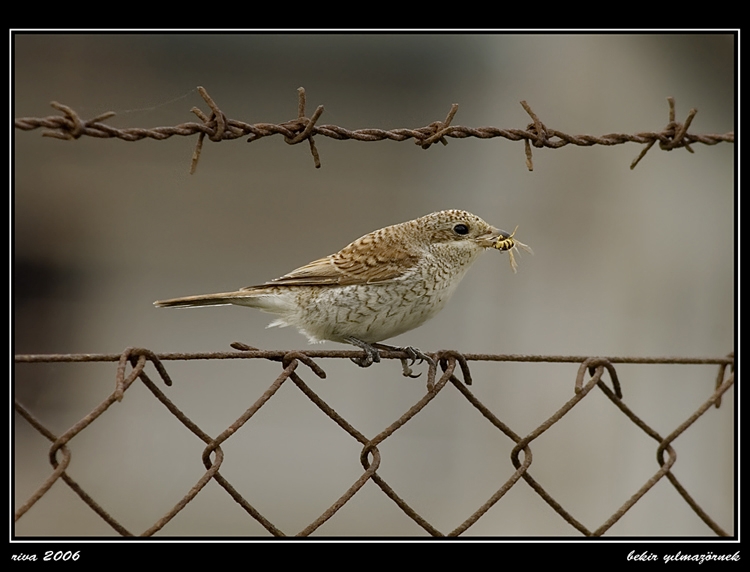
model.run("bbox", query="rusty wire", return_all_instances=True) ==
[13,87,734,172]
[13,347,734,537]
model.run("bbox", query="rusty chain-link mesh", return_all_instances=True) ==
[13,88,734,172]
[14,347,734,537]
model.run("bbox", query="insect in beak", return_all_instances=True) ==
[493,226,533,273]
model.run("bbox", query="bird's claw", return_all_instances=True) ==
[346,338,381,368]
[399,358,421,378]
[350,352,380,368]
[347,338,434,377]
[386,345,435,378]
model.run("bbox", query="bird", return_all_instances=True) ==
[154,210,530,375]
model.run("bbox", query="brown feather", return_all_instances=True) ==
[240,225,421,289]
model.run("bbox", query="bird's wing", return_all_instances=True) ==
[242,233,421,288]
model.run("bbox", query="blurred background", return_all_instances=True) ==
[13,33,735,537]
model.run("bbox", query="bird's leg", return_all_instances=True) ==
[372,343,436,378]
[344,337,381,368]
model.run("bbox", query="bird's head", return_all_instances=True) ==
[416,210,531,272]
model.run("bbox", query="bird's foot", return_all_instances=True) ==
[345,338,435,378]
[373,343,436,378]
[345,337,381,368]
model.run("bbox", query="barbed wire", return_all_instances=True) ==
[14,87,734,172]
[14,347,735,537]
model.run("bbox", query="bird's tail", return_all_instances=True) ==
[154,291,254,309]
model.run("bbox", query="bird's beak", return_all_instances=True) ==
[477,227,513,249]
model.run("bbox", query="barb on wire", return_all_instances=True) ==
[14,88,733,172]
[14,347,734,537]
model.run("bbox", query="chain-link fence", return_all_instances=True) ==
[14,348,734,537]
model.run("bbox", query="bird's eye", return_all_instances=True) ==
[453,223,469,235]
